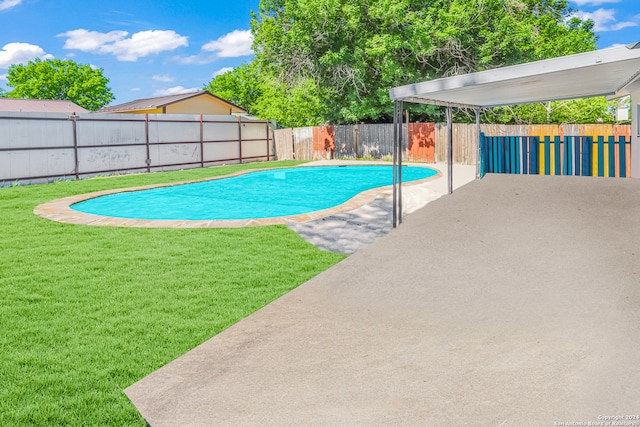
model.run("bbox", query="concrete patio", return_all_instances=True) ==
[125,173,640,426]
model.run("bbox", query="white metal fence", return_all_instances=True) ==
[0,112,274,185]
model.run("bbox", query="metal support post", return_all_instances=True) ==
[69,113,80,180]
[398,110,403,224]
[475,108,481,179]
[392,100,403,227]
[447,106,453,194]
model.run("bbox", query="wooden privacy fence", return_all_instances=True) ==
[0,112,274,185]
[274,123,632,170]
[274,123,474,164]
[480,133,632,178]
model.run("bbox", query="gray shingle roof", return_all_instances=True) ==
[98,90,245,113]
[0,98,89,113]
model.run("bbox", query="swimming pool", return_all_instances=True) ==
[70,165,437,221]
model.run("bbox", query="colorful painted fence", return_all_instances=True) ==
[480,134,632,178]
[274,124,632,170]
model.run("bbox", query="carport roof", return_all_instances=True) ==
[389,42,640,108]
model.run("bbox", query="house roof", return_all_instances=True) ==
[98,90,246,113]
[0,98,89,113]
[389,42,640,108]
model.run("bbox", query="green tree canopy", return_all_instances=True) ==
[205,63,328,126]
[6,58,114,111]
[243,0,597,126]
[205,63,261,113]
[485,97,616,125]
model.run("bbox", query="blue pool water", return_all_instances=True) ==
[72,165,437,220]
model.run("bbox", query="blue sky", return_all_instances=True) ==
[0,0,638,107]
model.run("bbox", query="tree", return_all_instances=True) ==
[252,77,327,127]
[205,63,327,127]
[249,0,597,124]
[6,58,114,111]
[485,97,615,125]
[204,63,262,114]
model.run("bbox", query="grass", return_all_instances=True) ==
[0,161,347,426]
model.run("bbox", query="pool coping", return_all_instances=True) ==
[33,161,442,228]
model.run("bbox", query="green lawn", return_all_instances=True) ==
[0,161,347,426]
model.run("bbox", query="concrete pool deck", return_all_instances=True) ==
[124,173,640,426]
[288,161,476,253]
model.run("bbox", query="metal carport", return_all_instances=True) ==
[389,42,640,226]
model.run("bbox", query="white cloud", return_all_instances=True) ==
[153,86,199,96]
[0,73,7,81]
[212,67,234,78]
[59,29,188,61]
[0,42,54,68]
[0,0,21,11]
[610,20,638,31]
[174,30,253,65]
[573,8,638,31]
[130,87,141,92]
[571,0,619,5]
[109,30,188,61]
[152,74,174,82]
[202,30,253,58]
[59,29,127,52]
[175,54,215,65]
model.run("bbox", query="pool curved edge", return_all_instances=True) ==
[33,163,442,228]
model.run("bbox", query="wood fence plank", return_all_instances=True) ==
[597,136,605,177]
[608,136,615,177]
[619,136,627,178]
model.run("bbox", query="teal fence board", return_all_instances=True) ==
[619,136,627,178]
[480,133,629,178]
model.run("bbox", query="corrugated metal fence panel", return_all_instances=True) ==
[77,114,146,146]
[0,112,76,181]
[148,114,201,143]
[76,114,154,174]
[0,112,73,149]
[0,113,272,185]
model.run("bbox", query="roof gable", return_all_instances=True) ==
[98,91,245,113]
